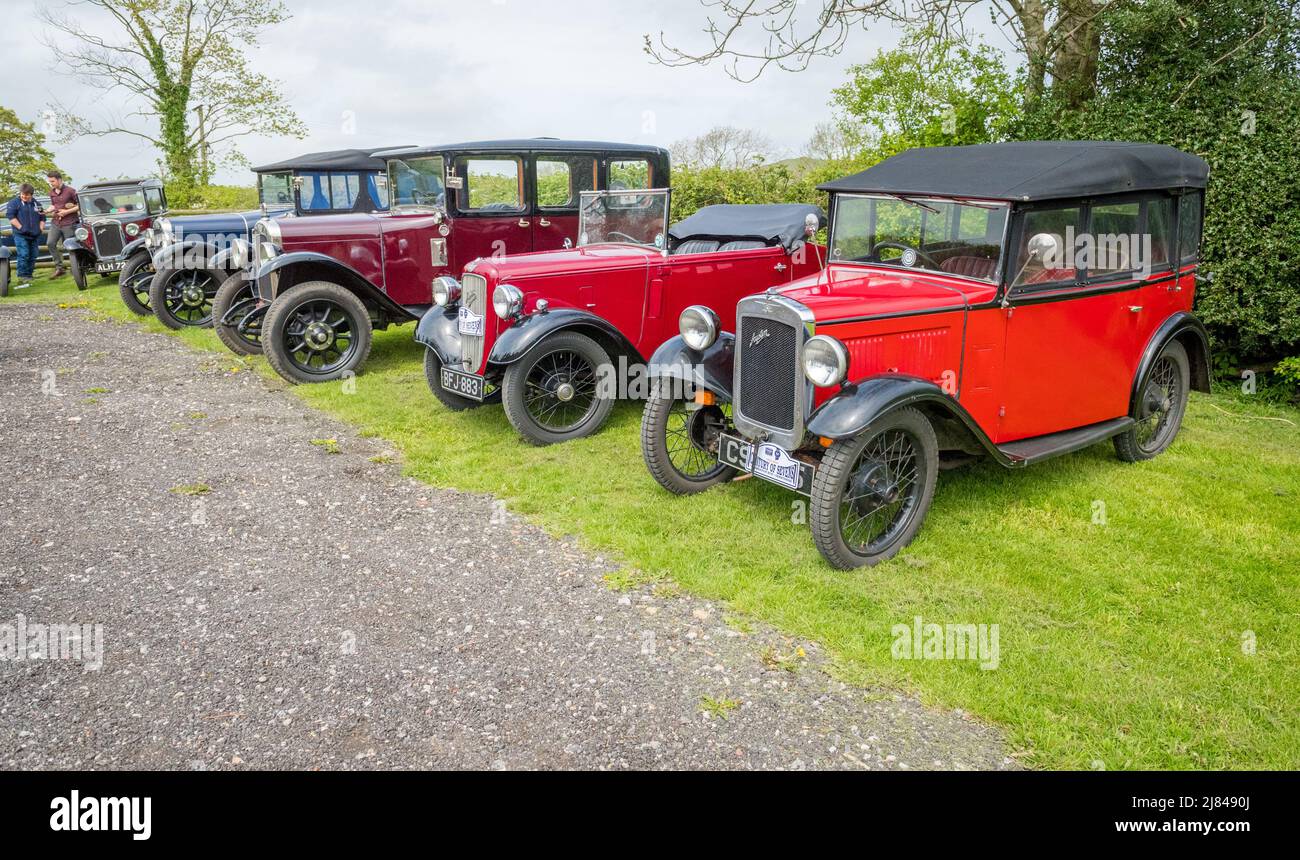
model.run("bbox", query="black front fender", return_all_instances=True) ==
[255,252,416,322]
[646,333,735,400]
[807,374,1004,460]
[62,237,89,255]
[121,235,150,260]
[487,308,640,366]
[414,305,461,366]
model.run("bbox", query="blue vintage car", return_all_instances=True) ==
[0,195,51,295]
[125,149,398,342]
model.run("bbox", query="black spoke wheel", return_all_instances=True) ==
[811,407,938,569]
[211,272,264,356]
[502,331,614,445]
[117,252,155,315]
[641,379,736,493]
[149,265,222,329]
[262,281,373,385]
[70,252,88,290]
[1115,339,1190,462]
[423,348,486,411]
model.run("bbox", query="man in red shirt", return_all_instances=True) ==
[44,171,80,278]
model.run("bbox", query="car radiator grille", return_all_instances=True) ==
[460,273,488,373]
[736,316,799,431]
[92,222,125,258]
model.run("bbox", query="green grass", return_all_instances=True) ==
[13,267,1299,769]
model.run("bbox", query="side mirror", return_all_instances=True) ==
[1027,232,1062,264]
[804,213,820,238]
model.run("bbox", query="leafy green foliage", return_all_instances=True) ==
[0,106,64,193]
[1021,0,1300,366]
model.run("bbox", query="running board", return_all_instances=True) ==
[995,417,1135,467]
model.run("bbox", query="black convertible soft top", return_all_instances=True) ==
[252,148,403,174]
[668,203,826,253]
[818,142,1209,202]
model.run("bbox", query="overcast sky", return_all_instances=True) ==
[11,0,1014,185]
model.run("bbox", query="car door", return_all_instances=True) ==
[531,153,596,251]
[997,202,1137,442]
[447,154,533,271]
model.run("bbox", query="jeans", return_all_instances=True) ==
[47,223,73,269]
[13,233,39,278]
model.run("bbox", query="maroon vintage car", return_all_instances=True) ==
[638,142,1211,569]
[415,191,826,445]
[247,139,670,384]
[62,177,168,291]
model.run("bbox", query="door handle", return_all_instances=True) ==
[1167,284,1182,292]
[518,219,530,228]
[538,218,551,227]
[1129,305,1143,313]
[774,263,787,272]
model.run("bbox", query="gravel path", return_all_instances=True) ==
[0,303,1015,770]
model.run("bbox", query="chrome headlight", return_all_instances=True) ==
[432,276,461,307]
[255,242,280,266]
[158,217,174,237]
[802,335,849,387]
[679,305,719,351]
[492,283,524,318]
[74,226,89,241]
[125,222,140,237]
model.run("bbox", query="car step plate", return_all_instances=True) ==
[717,433,815,495]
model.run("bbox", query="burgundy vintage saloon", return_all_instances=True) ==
[248,139,669,384]
[639,142,1211,568]
[415,192,826,444]
[63,177,168,291]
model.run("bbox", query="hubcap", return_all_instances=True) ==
[554,381,576,402]
[182,284,206,307]
[305,321,335,351]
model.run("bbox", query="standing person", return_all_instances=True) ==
[44,171,79,278]
[5,183,46,291]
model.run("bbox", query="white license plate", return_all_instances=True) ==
[458,306,484,336]
[96,261,124,273]
[717,433,815,495]
[440,366,485,401]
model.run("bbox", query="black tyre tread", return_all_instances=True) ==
[148,265,223,330]
[71,253,87,290]
[810,407,939,570]
[0,258,9,297]
[117,252,153,315]
[262,280,373,385]
[1114,339,1190,462]
[640,380,736,494]
[423,348,483,411]
[211,273,261,356]
[501,330,614,446]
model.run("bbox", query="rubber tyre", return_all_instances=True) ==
[211,273,263,356]
[1114,339,1190,462]
[70,252,88,290]
[117,251,154,315]
[149,264,224,329]
[810,407,939,569]
[640,379,736,494]
[262,281,373,385]
[501,331,615,446]
[423,348,483,411]
[0,258,9,297]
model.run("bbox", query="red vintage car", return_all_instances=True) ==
[247,139,669,383]
[639,141,1211,568]
[415,191,826,444]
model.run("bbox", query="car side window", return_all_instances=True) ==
[1146,196,1174,271]
[608,159,651,190]
[459,158,524,213]
[329,173,361,210]
[1088,201,1140,278]
[298,172,334,211]
[1178,192,1203,264]
[1012,206,1082,288]
[537,156,595,210]
[145,187,164,214]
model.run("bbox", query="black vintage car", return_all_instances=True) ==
[63,178,168,291]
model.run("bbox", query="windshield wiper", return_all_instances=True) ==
[887,193,941,215]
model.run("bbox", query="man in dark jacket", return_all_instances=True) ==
[44,171,79,278]
[5,183,46,290]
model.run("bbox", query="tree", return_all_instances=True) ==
[0,107,64,193]
[803,120,859,161]
[670,125,775,168]
[40,0,306,196]
[645,0,1121,109]
[829,30,1020,157]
